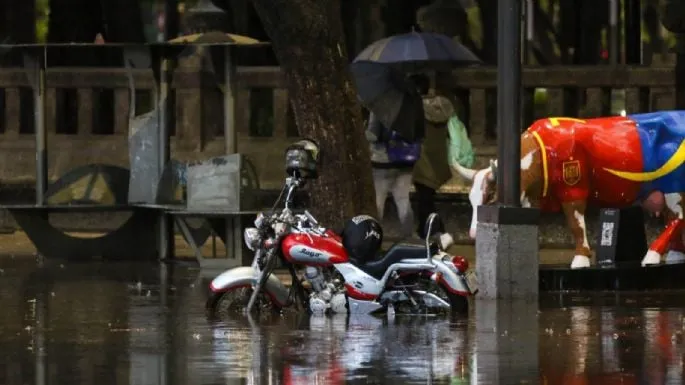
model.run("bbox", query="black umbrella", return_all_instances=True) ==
[351,61,424,142]
[353,31,480,71]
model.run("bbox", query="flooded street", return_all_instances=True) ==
[1,257,685,384]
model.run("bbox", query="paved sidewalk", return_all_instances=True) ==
[0,230,578,266]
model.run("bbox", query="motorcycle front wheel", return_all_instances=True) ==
[206,286,282,320]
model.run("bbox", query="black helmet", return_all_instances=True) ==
[285,139,320,179]
[341,215,383,263]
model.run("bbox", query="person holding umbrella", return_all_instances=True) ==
[351,30,480,239]
[365,73,430,238]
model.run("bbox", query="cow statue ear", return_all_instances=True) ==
[488,159,498,182]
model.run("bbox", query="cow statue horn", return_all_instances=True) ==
[452,162,477,181]
[488,159,498,182]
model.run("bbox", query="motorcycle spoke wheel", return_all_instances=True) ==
[211,287,280,319]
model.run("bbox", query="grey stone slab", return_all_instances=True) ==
[476,222,539,300]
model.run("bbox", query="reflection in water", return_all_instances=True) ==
[3,259,685,384]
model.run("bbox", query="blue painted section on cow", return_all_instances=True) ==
[628,111,685,197]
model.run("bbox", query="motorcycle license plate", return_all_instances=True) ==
[465,271,478,294]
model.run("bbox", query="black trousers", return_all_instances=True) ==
[414,182,444,238]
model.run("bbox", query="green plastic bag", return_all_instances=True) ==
[447,115,475,168]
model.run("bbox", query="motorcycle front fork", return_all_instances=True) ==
[246,254,309,314]
[246,249,275,313]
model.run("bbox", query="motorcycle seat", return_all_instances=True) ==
[356,243,428,280]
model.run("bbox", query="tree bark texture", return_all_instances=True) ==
[250,0,377,226]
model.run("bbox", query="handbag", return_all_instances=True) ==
[385,130,421,164]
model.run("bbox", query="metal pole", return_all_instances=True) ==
[624,0,642,64]
[224,46,236,154]
[223,46,237,261]
[158,58,174,260]
[159,59,171,175]
[159,0,178,259]
[497,0,522,206]
[35,47,48,206]
[523,0,534,65]
[609,0,619,65]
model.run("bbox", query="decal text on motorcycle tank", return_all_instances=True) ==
[282,233,349,265]
[288,245,333,263]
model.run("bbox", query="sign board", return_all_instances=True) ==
[596,206,647,266]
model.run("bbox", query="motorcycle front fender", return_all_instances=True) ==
[208,266,290,307]
[432,260,472,296]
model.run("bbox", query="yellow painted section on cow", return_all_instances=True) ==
[548,117,587,127]
[531,131,549,197]
[603,139,685,182]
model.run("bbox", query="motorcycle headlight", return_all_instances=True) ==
[243,227,260,251]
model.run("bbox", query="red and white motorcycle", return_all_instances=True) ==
[206,140,477,317]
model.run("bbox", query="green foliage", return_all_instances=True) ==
[461,0,677,61]
[36,0,49,42]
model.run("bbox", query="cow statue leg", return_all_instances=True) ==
[562,201,592,269]
[642,193,685,266]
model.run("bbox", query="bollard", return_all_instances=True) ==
[475,205,540,300]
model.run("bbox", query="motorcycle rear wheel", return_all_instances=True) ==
[206,286,282,320]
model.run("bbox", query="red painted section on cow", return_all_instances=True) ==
[528,117,644,212]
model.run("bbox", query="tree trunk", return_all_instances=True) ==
[250,0,377,226]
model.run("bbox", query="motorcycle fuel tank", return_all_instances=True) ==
[282,231,349,266]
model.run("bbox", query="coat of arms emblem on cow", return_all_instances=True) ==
[452,111,685,269]
[562,160,581,186]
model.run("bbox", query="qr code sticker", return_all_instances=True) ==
[601,222,614,246]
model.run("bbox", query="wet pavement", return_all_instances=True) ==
[1,257,685,384]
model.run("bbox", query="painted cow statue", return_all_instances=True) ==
[453,111,685,269]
